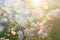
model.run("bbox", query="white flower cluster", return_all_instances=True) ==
[46,9,60,20]
[0,0,29,24]
[17,31,24,40]
[24,28,34,37]
[30,21,48,38]
[31,22,40,28]
[38,25,48,38]
[0,0,60,39]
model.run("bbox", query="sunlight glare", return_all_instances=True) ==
[31,0,44,7]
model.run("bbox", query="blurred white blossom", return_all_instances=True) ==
[0,0,59,40]
[4,39,9,40]
[0,0,29,23]
[15,14,23,24]
[40,19,47,25]
[24,28,34,37]
[11,30,16,35]
[38,25,48,38]
[35,22,40,27]
[11,28,15,31]
[30,22,35,27]
[0,17,7,22]
[46,9,60,20]
[17,31,24,40]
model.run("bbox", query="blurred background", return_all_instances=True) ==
[0,0,60,40]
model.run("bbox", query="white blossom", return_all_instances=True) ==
[24,28,34,37]
[35,22,40,27]
[4,39,9,40]
[11,30,16,35]
[38,25,48,38]
[0,17,7,22]
[15,14,23,24]
[11,28,15,31]
[30,22,35,27]
[46,9,60,20]
[17,31,24,40]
